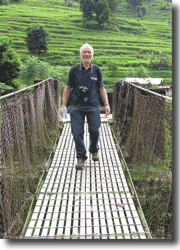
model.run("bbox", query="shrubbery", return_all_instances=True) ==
[0,82,14,95]
[18,56,68,88]
[146,51,172,70]
[126,66,149,78]
[0,0,7,5]
[0,36,21,88]
[26,24,49,56]
[0,0,24,5]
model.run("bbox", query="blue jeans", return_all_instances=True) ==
[69,105,101,158]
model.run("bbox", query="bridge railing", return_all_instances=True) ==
[111,81,172,238]
[0,79,61,238]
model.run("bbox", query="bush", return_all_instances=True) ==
[126,67,135,77]
[1,0,12,5]
[0,36,21,87]
[141,6,147,16]
[107,61,118,72]
[135,65,149,78]
[126,66,149,78]
[138,10,143,18]
[0,0,24,4]
[147,50,172,70]
[48,66,69,89]
[0,82,14,95]
[26,24,49,56]
[18,56,69,87]
[10,0,24,3]
[19,56,49,85]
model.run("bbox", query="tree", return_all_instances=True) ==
[0,0,24,4]
[93,0,111,29]
[0,36,21,87]
[141,6,147,16]
[79,0,121,29]
[107,0,121,14]
[0,0,8,5]
[10,0,24,3]
[79,0,111,29]
[79,0,93,23]
[26,24,49,56]
[126,0,142,10]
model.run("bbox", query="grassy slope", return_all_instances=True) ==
[0,0,172,91]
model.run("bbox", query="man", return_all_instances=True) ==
[60,43,110,170]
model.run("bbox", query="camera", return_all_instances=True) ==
[79,86,89,93]
[79,86,89,102]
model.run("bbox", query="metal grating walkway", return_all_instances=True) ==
[24,119,147,239]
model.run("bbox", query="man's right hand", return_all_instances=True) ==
[60,106,68,117]
[59,106,65,117]
[60,86,71,117]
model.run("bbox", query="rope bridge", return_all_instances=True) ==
[22,121,148,239]
[0,79,172,239]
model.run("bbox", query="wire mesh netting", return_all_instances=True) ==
[0,79,61,238]
[111,81,172,239]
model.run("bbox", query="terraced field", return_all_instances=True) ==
[0,0,172,91]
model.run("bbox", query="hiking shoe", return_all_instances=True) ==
[92,152,99,162]
[75,155,87,170]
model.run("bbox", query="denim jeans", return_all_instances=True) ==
[69,105,101,158]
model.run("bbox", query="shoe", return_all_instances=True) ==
[75,155,87,170]
[92,152,99,162]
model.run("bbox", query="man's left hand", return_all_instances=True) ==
[105,105,111,117]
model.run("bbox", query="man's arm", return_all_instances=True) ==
[61,85,71,106]
[60,85,71,116]
[99,86,111,116]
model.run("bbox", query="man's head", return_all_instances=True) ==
[80,43,94,67]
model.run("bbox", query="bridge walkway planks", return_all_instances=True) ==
[23,116,147,239]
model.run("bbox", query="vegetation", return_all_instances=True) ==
[79,0,93,23]
[26,24,49,56]
[0,0,172,92]
[0,36,21,88]
[80,0,120,29]
[126,65,149,78]
[19,56,68,87]
[126,0,142,11]
[0,0,24,5]
[146,50,172,71]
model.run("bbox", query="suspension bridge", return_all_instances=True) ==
[0,79,172,239]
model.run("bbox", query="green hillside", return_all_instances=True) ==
[0,0,172,91]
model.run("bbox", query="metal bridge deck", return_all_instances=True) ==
[24,118,146,239]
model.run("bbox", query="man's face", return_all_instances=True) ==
[80,47,93,65]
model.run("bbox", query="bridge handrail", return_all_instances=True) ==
[124,81,172,101]
[0,78,61,238]
[0,79,49,100]
[112,80,172,239]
